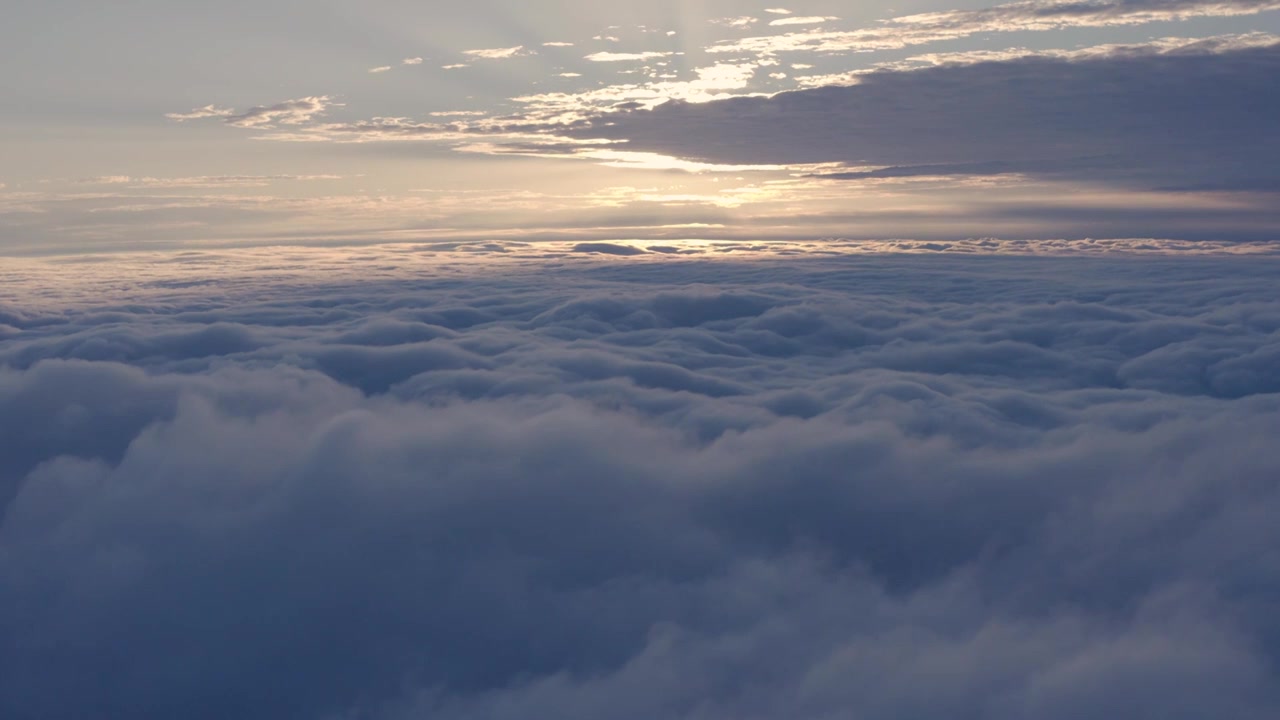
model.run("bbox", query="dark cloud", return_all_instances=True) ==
[568,41,1280,198]
[3,246,1280,718]
[572,242,649,256]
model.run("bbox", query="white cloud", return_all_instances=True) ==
[166,97,341,128]
[368,65,392,73]
[769,16,839,26]
[585,51,674,62]
[462,46,529,60]
[402,57,424,65]
[164,105,235,122]
[505,61,762,124]
[712,16,759,28]
[223,96,338,128]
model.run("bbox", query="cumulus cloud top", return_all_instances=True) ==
[3,245,1280,717]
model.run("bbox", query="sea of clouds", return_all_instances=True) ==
[3,240,1280,718]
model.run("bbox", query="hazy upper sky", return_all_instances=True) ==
[2,0,1278,253]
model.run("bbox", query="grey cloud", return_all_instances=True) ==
[3,248,1280,718]
[572,241,648,255]
[567,41,1280,199]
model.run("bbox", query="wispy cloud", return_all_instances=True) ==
[462,46,530,60]
[167,98,339,128]
[77,175,343,188]
[368,66,392,73]
[769,16,839,26]
[713,0,1280,55]
[868,30,1280,72]
[504,61,762,122]
[165,105,235,122]
[585,51,674,62]
[895,0,1280,31]
[223,96,338,128]
[402,57,423,65]
[712,16,759,28]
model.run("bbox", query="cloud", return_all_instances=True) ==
[222,96,339,128]
[543,41,575,47]
[166,97,339,130]
[565,38,1280,194]
[859,31,1280,73]
[769,16,839,26]
[504,61,762,122]
[585,51,675,62]
[164,105,235,122]
[2,245,1280,718]
[76,175,343,188]
[462,46,529,60]
[712,16,759,28]
[369,65,392,73]
[895,0,1280,32]
[571,241,649,255]
[711,0,1280,55]
[402,57,424,65]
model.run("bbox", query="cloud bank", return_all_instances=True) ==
[569,38,1280,194]
[3,245,1280,718]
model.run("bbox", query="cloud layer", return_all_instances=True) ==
[3,244,1280,718]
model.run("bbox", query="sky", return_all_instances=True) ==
[4,2,1280,719]
[2,0,1279,253]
